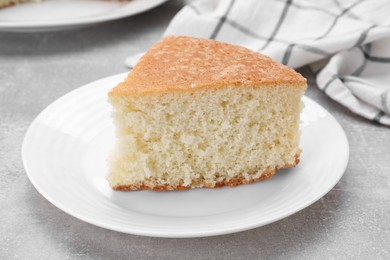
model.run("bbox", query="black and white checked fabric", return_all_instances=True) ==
[126,0,390,126]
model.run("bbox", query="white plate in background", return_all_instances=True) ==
[0,0,167,32]
[22,73,349,238]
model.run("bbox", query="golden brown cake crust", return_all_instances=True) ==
[109,36,306,97]
[113,170,276,191]
[112,153,300,191]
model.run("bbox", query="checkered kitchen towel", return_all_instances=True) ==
[126,0,390,126]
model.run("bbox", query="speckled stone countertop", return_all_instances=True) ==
[1,1,389,259]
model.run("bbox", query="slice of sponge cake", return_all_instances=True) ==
[0,0,39,9]
[107,36,306,191]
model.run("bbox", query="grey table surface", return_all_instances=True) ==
[1,1,390,259]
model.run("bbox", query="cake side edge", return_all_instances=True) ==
[111,152,301,191]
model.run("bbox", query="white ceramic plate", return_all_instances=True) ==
[0,0,167,32]
[22,73,349,238]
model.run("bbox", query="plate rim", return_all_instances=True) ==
[22,73,350,238]
[0,0,168,30]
